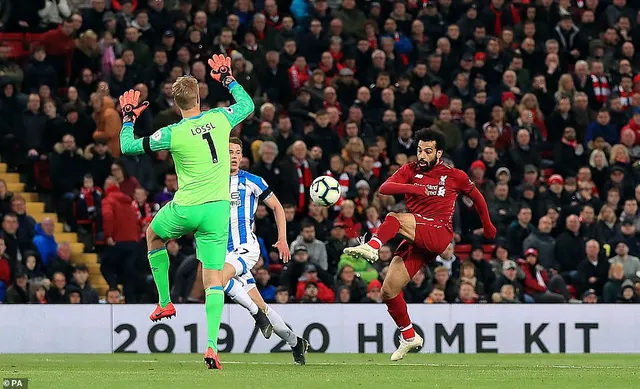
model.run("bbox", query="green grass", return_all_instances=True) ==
[0,354,637,389]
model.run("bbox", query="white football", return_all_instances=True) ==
[310,175,341,206]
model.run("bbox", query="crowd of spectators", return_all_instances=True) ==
[2,0,640,304]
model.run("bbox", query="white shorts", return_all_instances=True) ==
[225,243,260,290]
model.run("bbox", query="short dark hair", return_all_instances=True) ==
[107,287,121,295]
[282,203,296,210]
[301,221,315,230]
[230,137,242,147]
[415,128,446,151]
[3,212,17,221]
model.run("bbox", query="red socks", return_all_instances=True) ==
[385,293,415,340]
[368,214,400,250]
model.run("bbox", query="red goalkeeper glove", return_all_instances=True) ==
[119,89,149,123]
[208,54,236,88]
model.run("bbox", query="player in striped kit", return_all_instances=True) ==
[222,137,309,364]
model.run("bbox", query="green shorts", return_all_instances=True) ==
[151,200,230,270]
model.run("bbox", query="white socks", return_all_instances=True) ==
[265,304,298,347]
[224,279,259,315]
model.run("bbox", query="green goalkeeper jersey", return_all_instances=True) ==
[119,83,254,206]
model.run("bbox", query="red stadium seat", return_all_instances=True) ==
[268,264,283,274]
[455,244,471,255]
[482,244,495,253]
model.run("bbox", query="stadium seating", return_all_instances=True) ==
[0,162,110,296]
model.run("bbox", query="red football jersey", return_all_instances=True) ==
[386,161,474,226]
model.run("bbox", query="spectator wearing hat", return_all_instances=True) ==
[540,174,566,210]
[493,258,525,301]
[469,160,496,200]
[577,239,610,298]
[289,222,328,271]
[617,279,639,303]
[520,248,571,303]
[608,238,640,282]
[5,269,29,303]
[361,279,383,303]
[523,215,556,270]
[603,164,633,200]
[295,263,335,303]
[325,222,349,275]
[582,288,598,303]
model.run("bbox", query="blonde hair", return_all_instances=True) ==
[609,144,630,165]
[609,262,624,278]
[519,93,544,120]
[589,149,609,168]
[172,76,199,110]
[597,204,616,223]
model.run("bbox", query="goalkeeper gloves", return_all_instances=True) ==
[119,89,149,123]
[208,54,236,88]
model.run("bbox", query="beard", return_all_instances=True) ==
[417,157,438,171]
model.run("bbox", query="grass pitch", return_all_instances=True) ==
[0,353,637,389]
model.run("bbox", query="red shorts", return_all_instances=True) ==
[393,215,453,278]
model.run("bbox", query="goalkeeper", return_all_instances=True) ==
[118,54,254,370]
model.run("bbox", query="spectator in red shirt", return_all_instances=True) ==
[335,199,362,240]
[100,177,140,303]
[520,248,571,303]
[0,236,11,288]
[296,264,335,303]
[289,55,310,96]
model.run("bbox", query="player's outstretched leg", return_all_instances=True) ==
[224,276,273,338]
[344,212,415,263]
[147,228,176,322]
[383,256,423,361]
[242,285,308,364]
[264,304,309,365]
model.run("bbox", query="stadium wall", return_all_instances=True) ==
[2,305,639,354]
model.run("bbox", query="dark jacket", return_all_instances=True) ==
[577,258,610,297]
[50,144,85,195]
[554,231,586,272]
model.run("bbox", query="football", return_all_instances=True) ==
[310,175,341,206]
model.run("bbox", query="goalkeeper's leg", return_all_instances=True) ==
[147,205,184,322]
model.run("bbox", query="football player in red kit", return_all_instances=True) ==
[344,128,496,361]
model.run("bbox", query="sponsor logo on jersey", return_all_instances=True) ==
[225,107,234,114]
[425,175,448,197]
[230,191,241,207]
[151,130,162,141]
[415,174,423,178]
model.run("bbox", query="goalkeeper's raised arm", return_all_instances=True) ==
[119,54,254,156]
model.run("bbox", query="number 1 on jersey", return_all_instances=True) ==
[202,133,218,163]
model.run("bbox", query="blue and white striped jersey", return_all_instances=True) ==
[227,170,273,252]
